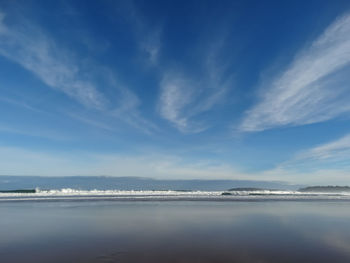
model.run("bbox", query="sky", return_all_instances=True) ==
[1,0,350,184]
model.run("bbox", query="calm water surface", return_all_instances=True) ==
[1,200,350,262]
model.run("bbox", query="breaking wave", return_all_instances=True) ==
[1,188,350,201]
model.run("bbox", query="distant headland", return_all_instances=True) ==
[298,186,350,192]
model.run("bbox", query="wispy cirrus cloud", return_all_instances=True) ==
[0,96,44,113]
[140,29,161,65]
[158,73,199,132]
[0,12,107,110]
[158,71,229,133]
[295,134,350,163]
[240,13,350,132]
[265,134,350,184]
[115,1,162,65]
[0,10,156,134]
[0,123,70,141]
[157,37,232,133]
[0,12,6,33]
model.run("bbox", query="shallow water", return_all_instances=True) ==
[1,200,350,262]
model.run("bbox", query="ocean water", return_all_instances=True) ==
[2,188,350,201]
[1,192,350,263]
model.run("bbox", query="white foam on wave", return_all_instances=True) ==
[1,189,350,201]
[0,188,223,197]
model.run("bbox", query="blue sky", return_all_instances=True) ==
[1,0,350,184]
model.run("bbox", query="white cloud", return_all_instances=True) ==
[158,73,197,131]
[158,71,229,133]
[0,11,156,134]
[157,29,232,133]
[141,29,161,65]
[260,134,350,185]
[65,112,119,132]
[107,75,159,134]
[296,134,350,162]
[0,96,44,113]
[116,1,162,65]
[157,46,231,133]
[0,13,107,109]
[240,13,350,132]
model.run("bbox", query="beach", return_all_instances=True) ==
[1,198,350,262]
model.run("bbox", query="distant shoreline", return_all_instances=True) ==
[299,186,350,192]
[0,189,36,193]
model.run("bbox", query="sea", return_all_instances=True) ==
[1,188,350,262]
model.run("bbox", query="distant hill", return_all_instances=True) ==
[299,186,350,192]
[0,175,302,191]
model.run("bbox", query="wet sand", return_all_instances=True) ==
[1,200,350,262]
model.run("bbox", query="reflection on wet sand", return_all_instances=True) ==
[1,201,350,263]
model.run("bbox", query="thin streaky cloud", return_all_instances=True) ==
[191,36,231,116]
[158,71,228,133]
[0,123,70,141]
[116,1,162,65]
[259,166,350,185]
[0,96,44,113]
[0,12,6,33]
[0,11,107,110]
[65,112,119,133]
[157,38,232,133]
[240,13,350,132]
[158,73,197,131]
[272,133,350,178]
[105,72,159,134]
[141,29,161,65]
[0,11,156,134]
[112,108,160,135]
[296,133,350,162]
